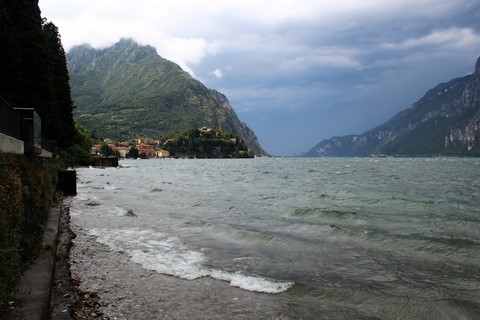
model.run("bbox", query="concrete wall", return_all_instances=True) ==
[0,132,24,154]
[40,149,53,158]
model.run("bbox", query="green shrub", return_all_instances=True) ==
[0,153,59,312]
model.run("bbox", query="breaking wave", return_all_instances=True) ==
[89,228,293,294]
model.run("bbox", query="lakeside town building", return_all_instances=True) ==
[91,137,170,159]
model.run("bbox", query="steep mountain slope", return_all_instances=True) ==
[66,38,266,155]
[304,56,480,157]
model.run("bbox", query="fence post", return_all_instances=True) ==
[57,170,77,196]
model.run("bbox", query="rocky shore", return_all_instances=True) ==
[50,202,106,320]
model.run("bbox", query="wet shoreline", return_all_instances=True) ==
[51,202,106,320]
[62,214,369,319]
[67,223,294,319]
[51,202,321,319]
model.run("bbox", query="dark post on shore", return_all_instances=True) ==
[57,170,77,196]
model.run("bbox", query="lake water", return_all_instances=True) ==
[69,157,480,319]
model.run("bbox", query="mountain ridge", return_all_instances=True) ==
[303,55,480,157]
[66,38,267,156]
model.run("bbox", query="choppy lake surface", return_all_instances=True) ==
[70,157,480,319]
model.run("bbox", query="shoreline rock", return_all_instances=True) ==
[50,202,106,320]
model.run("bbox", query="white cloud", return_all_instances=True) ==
[385,28,480,50]
[209,68,223,79]
[41,0,477,73]
[279,48,361,72]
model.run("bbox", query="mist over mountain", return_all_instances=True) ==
[303,56,480,157]
[66,38,266,156]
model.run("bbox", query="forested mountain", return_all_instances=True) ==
[0,0,74,148]
[67,39,267,156]
[303,56,480,157]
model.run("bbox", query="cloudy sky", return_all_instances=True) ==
[39,0,480,155]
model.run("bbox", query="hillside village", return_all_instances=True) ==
[91,137,170,159]
[90,127,255,159]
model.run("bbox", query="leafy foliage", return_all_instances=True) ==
[99,143,116,157]
[0,153,59,309]
[41,20,75,148]
[127,147,139,159]
[162,128,254,158]
[61,122,94,167]
[0,0,75,148]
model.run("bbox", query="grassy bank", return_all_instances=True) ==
[0,153,60,313]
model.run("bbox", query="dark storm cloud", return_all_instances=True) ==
[41,0,480,155]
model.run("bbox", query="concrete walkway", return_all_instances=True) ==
[6,204,62,320]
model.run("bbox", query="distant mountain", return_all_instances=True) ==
[303,56,480,157]
[66,38,266,156]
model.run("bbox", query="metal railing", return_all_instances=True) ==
[1,96,58,156]
[42,136,57,155]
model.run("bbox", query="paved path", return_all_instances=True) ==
[6,204,62,319]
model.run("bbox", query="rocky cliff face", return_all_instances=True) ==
[304,56,480,157]
[208,90,265,155]
[67,39,267,156]
[443,62,480,151]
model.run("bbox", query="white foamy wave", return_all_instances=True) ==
[113,206,136,217]
[88,228,293,293]
[104,183,118,190]
[73,193,90,202]
[209,270,293,294]
[130,248,208,280]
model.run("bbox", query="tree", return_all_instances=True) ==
[0,0,75,149]
[42,19,75,148]
[99,143,115,157]
[61,122,93,166]
[162,127,254,158]
[127,147,139,158]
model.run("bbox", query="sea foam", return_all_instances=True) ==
[89,228,293,294]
